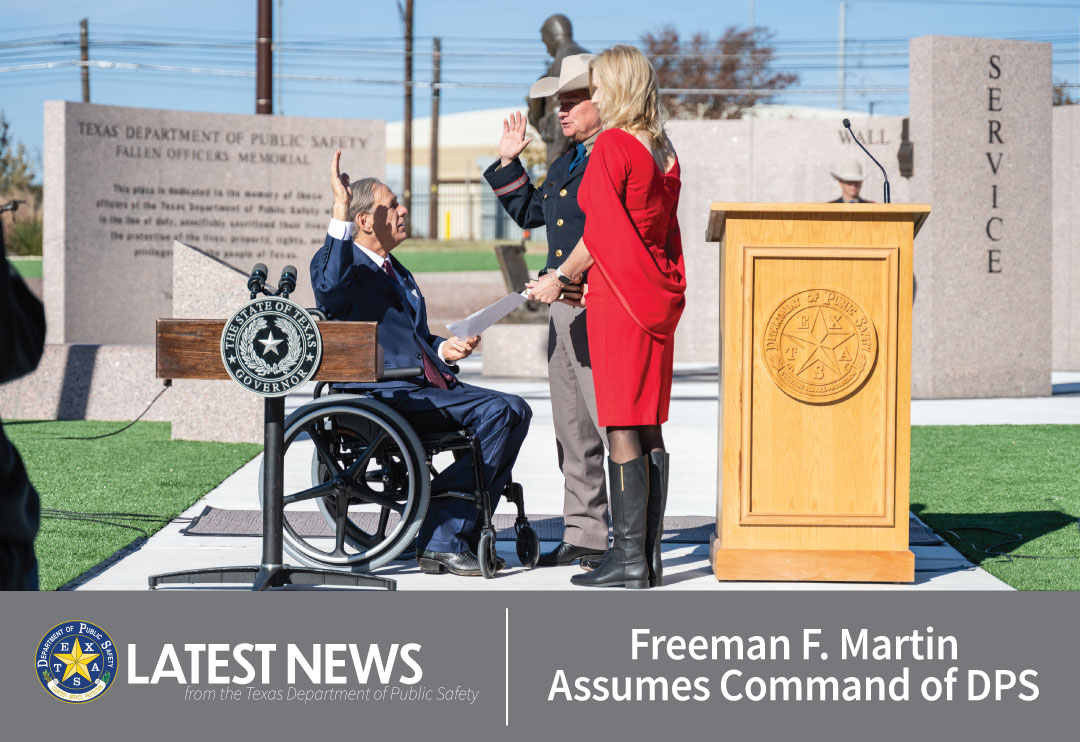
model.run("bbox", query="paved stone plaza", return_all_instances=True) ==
[70,361,1080,592]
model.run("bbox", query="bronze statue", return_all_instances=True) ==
[528,14,589,166]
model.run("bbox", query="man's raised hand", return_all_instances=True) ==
[498,111,533,167]
[330,150,352,221]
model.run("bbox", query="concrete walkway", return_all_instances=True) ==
[74,366,1080,591]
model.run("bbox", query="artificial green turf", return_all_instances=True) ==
[8,256,42,279]
[910,425,1080,591]
[6,420,261,590]
[395,250,547,274]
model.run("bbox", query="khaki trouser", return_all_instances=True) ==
[547,301,609,550]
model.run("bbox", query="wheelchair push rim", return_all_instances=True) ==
[260,399,429,572]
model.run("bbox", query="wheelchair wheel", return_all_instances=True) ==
[515,524,540,570]
[259,396,429,572]
[478,530,498,579]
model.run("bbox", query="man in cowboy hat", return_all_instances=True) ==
[830,159,874,203]
[483,52,610,567]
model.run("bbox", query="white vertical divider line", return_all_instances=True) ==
[504,607,509,726]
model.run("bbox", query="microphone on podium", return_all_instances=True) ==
[842,119,891,204]
[277,265,298,298]
[247,263,268,296]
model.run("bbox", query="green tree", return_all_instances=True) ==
[641,25,798,119]
[0,111,37,193]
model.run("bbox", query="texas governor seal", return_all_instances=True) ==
[221,297,322,396]
[762,289,877,405]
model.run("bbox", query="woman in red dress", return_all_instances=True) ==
[529,45,686,589]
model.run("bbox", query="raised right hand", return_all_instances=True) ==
[498,111,533,166]
[330,150,352,221]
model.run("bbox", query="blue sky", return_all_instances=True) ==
[2,0,1079,175]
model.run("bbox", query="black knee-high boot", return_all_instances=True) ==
[570,455,649,589]
[645,451,669,587]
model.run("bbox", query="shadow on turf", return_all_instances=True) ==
[910,504,1079,564]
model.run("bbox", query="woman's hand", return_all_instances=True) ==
[498,111,533,167]
[330,150,352,221]
[441,335,480,362]
[526,273,564,304]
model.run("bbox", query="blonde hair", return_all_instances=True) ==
[590,45,667,148]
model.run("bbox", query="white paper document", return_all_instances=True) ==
[445,291,529,338]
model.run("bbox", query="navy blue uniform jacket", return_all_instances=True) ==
[309,233,454,389]
[483,148,584,271]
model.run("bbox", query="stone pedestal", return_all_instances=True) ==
[908,36,1052,397]
[481,323,549,378]
[1053,106,1080,371]
[168,241,263,443]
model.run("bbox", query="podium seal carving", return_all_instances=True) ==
[762,289,877,404]
[221,297,322,396]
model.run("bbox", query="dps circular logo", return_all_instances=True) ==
[36,621,116,704]
[762,289,877,404]
[221,297,322,396]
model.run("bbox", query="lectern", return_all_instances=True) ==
[153,317,395,590]
[707,203,930,583]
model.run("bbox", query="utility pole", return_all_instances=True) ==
[80,18,89,102]
[256,0,272,114]
[276,0,284,115]
[429,37,440,240]
[838,1,847,111]
[403,0,414,234]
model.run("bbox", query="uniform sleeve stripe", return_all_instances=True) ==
[493,173,529,196]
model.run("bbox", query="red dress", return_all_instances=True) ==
[579,128,686,426]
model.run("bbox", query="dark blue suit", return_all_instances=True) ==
[310,230,531,554]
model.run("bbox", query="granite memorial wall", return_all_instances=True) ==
[43,101,383,345]
[908,35,1052,397]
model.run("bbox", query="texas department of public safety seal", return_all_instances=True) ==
[221,296,322,396]
[36,620,116,704]
[762,289,877,404]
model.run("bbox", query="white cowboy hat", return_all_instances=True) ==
[831,159,866,182]
[529,53,596,98]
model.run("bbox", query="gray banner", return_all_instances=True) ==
[2,592,1075,740]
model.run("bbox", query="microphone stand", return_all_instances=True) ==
[842,119,890,204]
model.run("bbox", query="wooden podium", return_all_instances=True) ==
[707,203,930,583]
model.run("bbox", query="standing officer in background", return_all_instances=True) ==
[484,53,608,567]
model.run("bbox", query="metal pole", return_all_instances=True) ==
[838,1,846,111]
[429,37,441,240]
[403,0,414,235]
[80,18,89,103]
[254,395,285,589]
[276,0,283,115]
[256,0,272,114]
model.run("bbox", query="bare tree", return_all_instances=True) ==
[1053,80,1076,106]
[642,25,798,119]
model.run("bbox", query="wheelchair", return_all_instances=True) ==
[258,316,540,579]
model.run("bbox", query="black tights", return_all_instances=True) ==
[606,425,664,464]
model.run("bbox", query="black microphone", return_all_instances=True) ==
[277,265,297,298]
[247,263,268,296]
[842,118,890,204]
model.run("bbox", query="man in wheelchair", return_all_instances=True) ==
[309,151,532,576]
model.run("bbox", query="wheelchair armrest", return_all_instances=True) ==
[380,366,424,381]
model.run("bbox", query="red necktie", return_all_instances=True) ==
[381,259,448,389]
